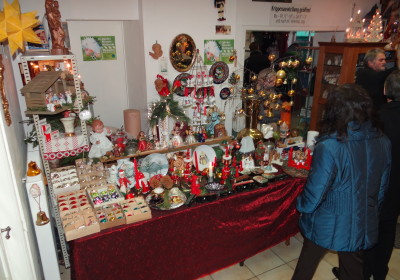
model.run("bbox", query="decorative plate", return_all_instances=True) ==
[139,153,169,180]
[193,145,216,172]
[173,73,192,97]
[209,61,229,84]
[219,87,231,100]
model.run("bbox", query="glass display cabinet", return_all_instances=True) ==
[309,42,391,130]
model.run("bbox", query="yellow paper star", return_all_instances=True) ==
[0,0,41,55]
[0,12,7,42]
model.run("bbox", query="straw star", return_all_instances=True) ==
[0,0,41,54]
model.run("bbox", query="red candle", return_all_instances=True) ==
[194,151,199,172]
[235,166,239,178]
[225,147,229,157]
[239,160,243,171]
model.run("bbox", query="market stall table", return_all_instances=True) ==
[70,177,306,280]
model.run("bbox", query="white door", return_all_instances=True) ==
[0,121,39,280]
[0,51,41,279]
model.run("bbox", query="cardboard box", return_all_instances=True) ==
[59,195,100,241]
[87,184,124,209]
[51,165,80,195]
[120,196,152,224]
[95,203,126,230]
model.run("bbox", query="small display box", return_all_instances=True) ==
[120,196,152,224]
[87,184,124,208]
[51,165,80,195]
[58,190,100,241]
[75,159,108,190]
[95,203,126,230]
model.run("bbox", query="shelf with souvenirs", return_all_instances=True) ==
[20,52,93,267]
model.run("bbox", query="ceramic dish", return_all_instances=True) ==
[209,61,229,84]
[193,145,217,172]
[173,73,191,97]
[139,153,169,180]
[145,187,187,210]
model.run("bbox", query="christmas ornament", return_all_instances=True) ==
[27,161,41,176]
[149,41,163,59]
[268,54,276,62]
[29,184,50,226]
[0,0,41,54]
[276,70,286,79]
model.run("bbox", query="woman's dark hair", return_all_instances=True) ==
[320,83,381,140]
[384,69,400,101]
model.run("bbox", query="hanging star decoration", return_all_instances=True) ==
[0,0,41,55]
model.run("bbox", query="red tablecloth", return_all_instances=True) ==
[70,178,305,280]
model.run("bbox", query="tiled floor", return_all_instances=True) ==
[60,233,400,280]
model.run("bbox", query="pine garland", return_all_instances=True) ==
[149,95,189,127]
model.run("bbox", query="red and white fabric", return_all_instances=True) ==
[43,134,89,160]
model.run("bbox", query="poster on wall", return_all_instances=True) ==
[269,3,312,27]
[81,36,117,61]
[204,39,234,65]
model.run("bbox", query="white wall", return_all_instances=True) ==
[123,18,148,132]
[15,0,139,21]
[68,20,131,128]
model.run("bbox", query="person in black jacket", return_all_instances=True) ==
[243,42,270,87]
[355,48,395,110]
[363,70,400,280]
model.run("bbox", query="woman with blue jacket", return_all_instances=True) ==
[292,84,391,280]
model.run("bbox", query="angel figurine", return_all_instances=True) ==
[88,120,113,159]
[171,124,183,147]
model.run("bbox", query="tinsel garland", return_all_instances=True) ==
[149,95,189,127]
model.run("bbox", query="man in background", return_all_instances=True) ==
[356,48,395,110]
[243,42,270,87]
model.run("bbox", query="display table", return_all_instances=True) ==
[70,177,306,280]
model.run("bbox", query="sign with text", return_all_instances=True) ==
[81,36,117,61]
[269,3,312,27]
[204,39,235,65]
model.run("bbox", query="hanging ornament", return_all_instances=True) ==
[27,161,41,176]
[275,78,283,87]
[276,70,286,79]
[29,184,50,226]
[291,78,298,84]
[288,89,295,97]
[279,61,287,68]
[268,54,276,62]
[292,60,300,68]
[149,41,163,59]
[305,56,313,64]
